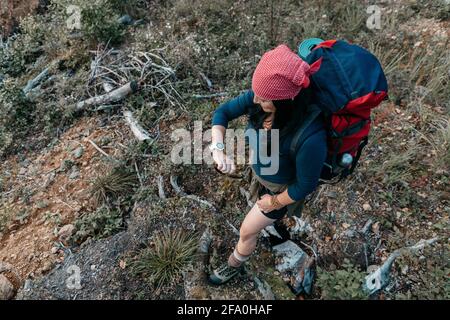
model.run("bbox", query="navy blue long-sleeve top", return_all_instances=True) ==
[212,90,327,201]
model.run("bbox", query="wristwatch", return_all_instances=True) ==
[209,142,225,152]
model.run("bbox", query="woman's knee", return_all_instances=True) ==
[239,224,259,242]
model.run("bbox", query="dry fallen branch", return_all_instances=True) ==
[364,237,439,295]
[123,110,152,141]
[360,219,374,235]
[239,186,254,207]
[192,92,229,99]
[226,219,240,236]
[199,72,212,89]
[23,59,61,96]
[134,161,143,187]
[157,175,166,199]
[23,67,49,94]
[76,81,140,111]
[86,138,112,159]
[299,240,318,259]
[86,47,185,111]
[192,90,248,100]
[169,175,216,210]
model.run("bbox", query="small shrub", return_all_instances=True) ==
[0,205,14,233]
[429,118,450,171]
[0,131,13,159]
[397,266,450,300]
[130,228,198,288]
[411,0,450,21]
[91,166,138,205]
[51,0,124,45]
[408,45,450,105]
[72,206,124,243]
[0,16,45,77]
[316,259,367,300]
[0,78,33,157]
[367,145,420,187]
[367,42,406,77]
[393,250,450,300]
[329,0,366,40]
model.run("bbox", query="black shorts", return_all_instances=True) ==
[247,168,305,220]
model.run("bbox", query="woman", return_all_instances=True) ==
[208,44,327,285]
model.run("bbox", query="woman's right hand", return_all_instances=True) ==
[213,150,236,174]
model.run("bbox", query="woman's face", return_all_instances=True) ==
[253,95,276,113]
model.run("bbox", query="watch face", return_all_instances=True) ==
[216,142,224,150]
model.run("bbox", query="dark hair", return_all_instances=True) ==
[247,88,313,157]
[248,87,312,137]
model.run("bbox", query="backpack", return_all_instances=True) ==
[290,39,388,184]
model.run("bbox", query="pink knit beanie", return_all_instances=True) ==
[251,44,322,100]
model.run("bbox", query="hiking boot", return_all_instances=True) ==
[208,263,245,286]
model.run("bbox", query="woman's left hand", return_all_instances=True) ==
[257,194,275,213]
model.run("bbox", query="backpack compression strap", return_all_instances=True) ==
[289,105,322,159]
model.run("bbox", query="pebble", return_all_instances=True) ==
[23,279,32,292]
[72,147,84,159]
[69,169,80,180]
[58,224,75,241]
[43,172,56,188]
[41,261,53,273]
[401,265,409,275]
[363,203,372,211]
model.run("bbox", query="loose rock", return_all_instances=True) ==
[0,275,15,300]
[69,169,80,180]
[58,224,75,241]
[72,147,84,159]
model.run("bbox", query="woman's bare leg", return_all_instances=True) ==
[228,202,276,267]
[209,202,276,285]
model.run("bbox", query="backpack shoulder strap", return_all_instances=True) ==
[289,105,322,159]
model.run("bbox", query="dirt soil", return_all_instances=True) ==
[0,0,42,35]
[0,115,133,280]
